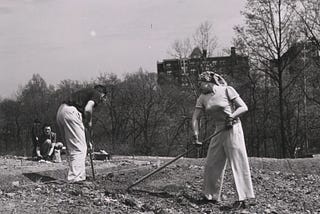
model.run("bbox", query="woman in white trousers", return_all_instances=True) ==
[56,85,106,182]
[57,104,87,182]
[192,71,254,210]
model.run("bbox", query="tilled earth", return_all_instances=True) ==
[0,155,320,213]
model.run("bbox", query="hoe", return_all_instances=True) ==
[127,128,225,190]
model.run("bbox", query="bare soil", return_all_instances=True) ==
[0,155,320,213]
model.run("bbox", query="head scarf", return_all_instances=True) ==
[198,71,227,86]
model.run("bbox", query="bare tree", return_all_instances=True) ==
[0,99,22,154]
[292,0,320,48]
[193,21,218,56]
[234,0,304,158]
[168,38,192,59]
[168,21,217,59]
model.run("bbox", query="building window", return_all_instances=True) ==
[219,60,226,65]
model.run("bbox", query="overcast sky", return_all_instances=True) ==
[0,0,246,98]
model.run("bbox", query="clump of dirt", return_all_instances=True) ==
[0,156,320,213]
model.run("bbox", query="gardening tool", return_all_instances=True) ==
[85,127,96,181]
[127,127,226,190]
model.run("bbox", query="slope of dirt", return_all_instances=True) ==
[0,155,320,213]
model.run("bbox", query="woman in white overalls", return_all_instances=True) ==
[192,71,254,210]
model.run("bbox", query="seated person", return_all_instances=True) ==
[36,124,63,162]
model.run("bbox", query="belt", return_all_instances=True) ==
[215,118,240,126]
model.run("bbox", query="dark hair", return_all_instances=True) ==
[94,85,107,94]
[42,123,51,129]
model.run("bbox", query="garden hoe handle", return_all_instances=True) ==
[127,147,194,190]
[127,128,225,190]
[86,127,96,181]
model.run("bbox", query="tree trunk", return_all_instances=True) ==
[278,72,287,158]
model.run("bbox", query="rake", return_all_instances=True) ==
[127,128,225,190]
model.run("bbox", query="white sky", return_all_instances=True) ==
[0,0,246,98]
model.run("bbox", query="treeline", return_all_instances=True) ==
[2,0,320,158]
[0,63,320,158]
[233,0,320,158]
[0,71,199,157]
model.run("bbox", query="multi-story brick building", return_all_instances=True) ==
[157,47,250,90]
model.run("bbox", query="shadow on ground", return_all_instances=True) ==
[23,172,57,183]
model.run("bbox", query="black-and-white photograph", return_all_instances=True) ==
[0,0,320,213]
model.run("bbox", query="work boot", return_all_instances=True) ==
[232,200,246,210]
[197,194,219,205]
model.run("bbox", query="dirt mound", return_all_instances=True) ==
[0,156,319,213]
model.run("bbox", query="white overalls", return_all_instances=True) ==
[56,104,87,182]
[196,85,255,201]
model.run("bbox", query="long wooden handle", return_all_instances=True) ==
[89,149,95,180]
[127,128,225,190]
[85,127,95,180]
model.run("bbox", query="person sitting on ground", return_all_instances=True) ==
[36,124,59,161]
